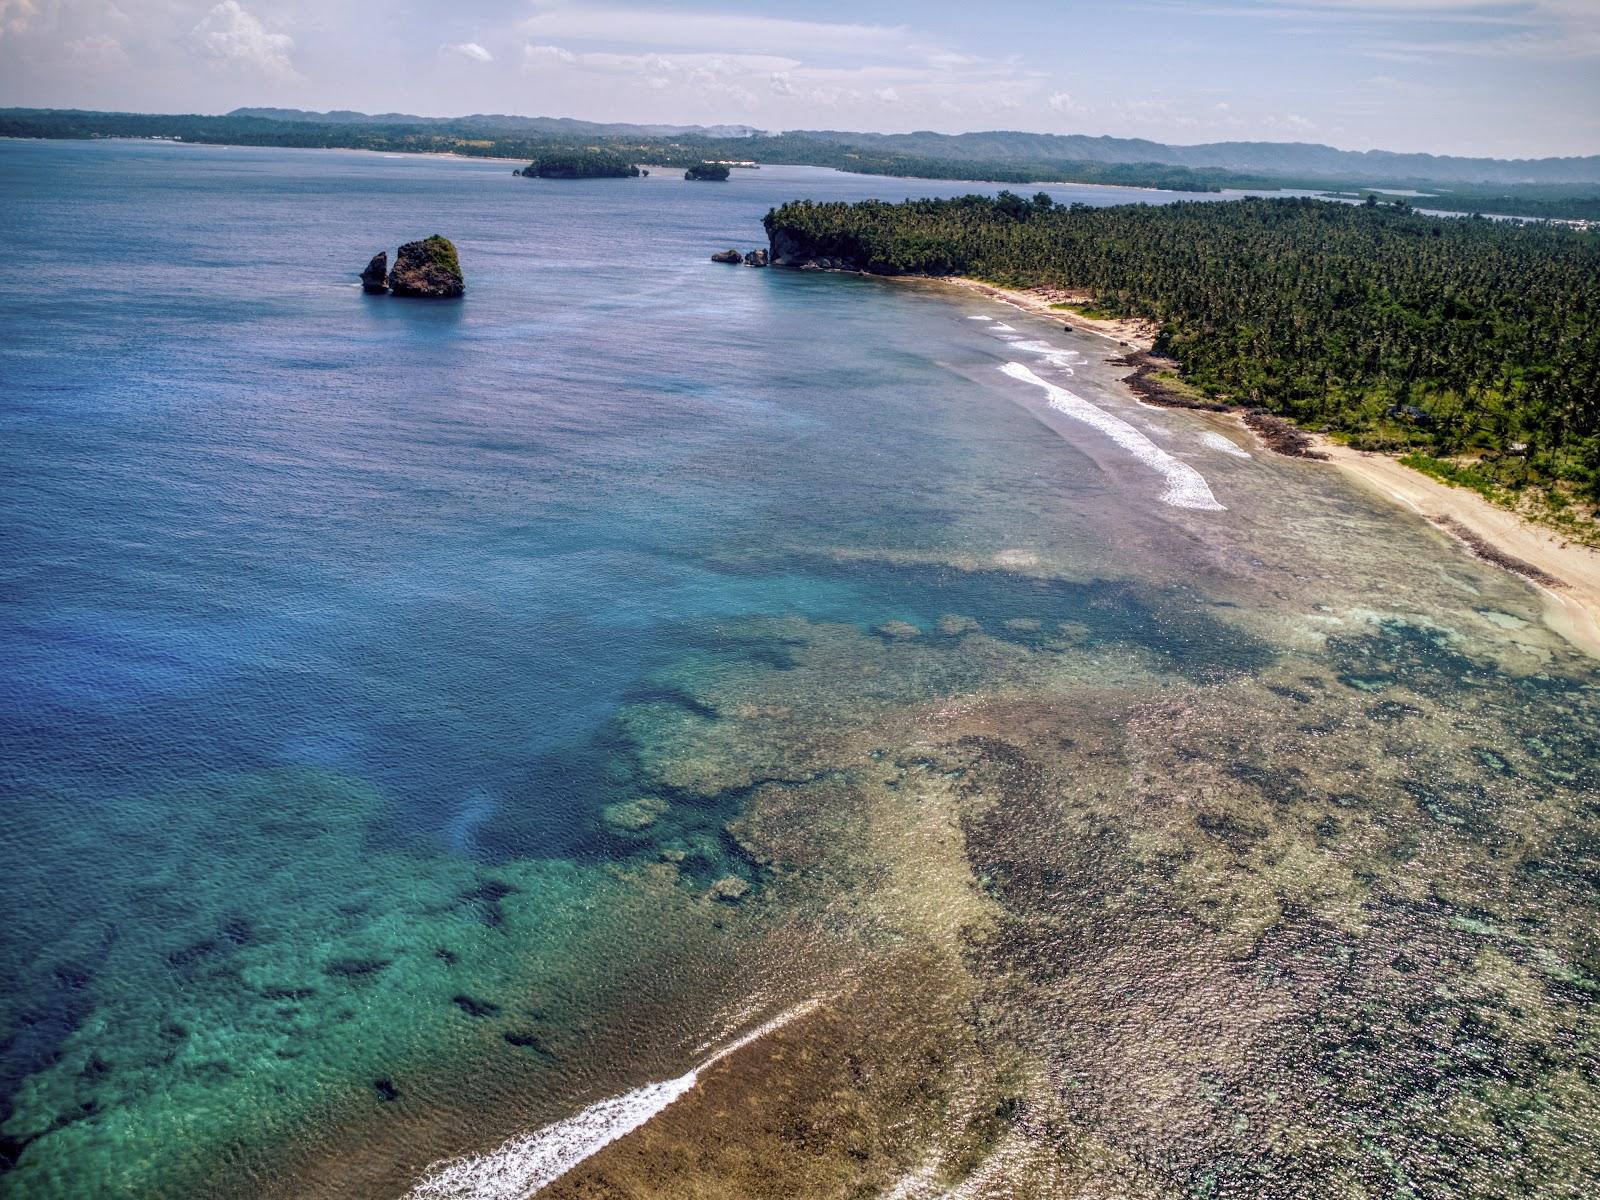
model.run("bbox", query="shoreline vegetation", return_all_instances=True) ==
[4,107,1600,220]
[756,187,1600,652]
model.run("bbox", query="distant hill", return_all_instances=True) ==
[4,107,1596,215]
[228,107,764,140]
[231,110,1600,186]
[786,129,1600,187]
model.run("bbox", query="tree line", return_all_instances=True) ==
[11,108,1598,216]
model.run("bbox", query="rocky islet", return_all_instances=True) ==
[359,236,464,298]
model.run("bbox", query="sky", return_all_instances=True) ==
[0,1,1596,159]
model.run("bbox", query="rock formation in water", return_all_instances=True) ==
[685,162,732,182]
[387,235,465,299]
[359,252,389,294]
[711,249,743,264]
[743,249,768,268]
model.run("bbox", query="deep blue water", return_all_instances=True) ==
[1,141,1293,1194]
[1,142,1253,854]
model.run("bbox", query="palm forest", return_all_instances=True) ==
[765,194,1600,507]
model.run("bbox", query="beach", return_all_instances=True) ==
[939,276,1600,660]
[1314,440,1600,658]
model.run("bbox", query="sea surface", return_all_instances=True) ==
[1,141,1596,1199]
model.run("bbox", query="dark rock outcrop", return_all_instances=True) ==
[387,235,464,299]
[743,248,768,268]
[764,224,936,274]
[685,162,731,182]
[1242,411,1328,459]
[360,252,389,294]
[766,228,873,272]
[711,249,743,264]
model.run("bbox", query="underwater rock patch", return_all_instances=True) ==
[502,1030,557,1058]
[451,994,502,1018]
[709,876,751,903]
[874,620,922,640]
[600,796,669,834]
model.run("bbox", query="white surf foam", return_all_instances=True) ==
[1000,362,1225,511]
[990,322,1017,331]
[1200,431,1252,459]
[405,1000,821,1200]
[965,315,992,320]
[1003,338,1082,372]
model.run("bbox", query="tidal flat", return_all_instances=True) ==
[0,140,1595,1199]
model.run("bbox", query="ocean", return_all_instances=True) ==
[2,140,1596,1198]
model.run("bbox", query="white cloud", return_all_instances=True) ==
[519,5,911,57]
[0,0,38,39]
[523,42,576,66]
[68,32,128,63]
[874,86,900,103]
[445,41,493,64]
[191,1,294,78]
[1048,91,1077,113]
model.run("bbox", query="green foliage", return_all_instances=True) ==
[521,150,639,178]
[684,162,732,181]
[422,234,461,274]
[765,193,1600,501]
[1051,300,1120,320]
[1398,452,1509,504]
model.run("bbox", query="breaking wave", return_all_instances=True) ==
[1000,362,1225,511]
[405,1000,821,1199]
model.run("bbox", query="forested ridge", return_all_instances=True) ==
[765,194,1600,504]
[6,108,1599,217]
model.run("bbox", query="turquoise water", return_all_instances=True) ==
[2,141,1596,1198]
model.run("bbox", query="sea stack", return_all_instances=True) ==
[387,235,465,298]
[359,252,389,294]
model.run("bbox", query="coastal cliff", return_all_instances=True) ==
[765,224,931,275]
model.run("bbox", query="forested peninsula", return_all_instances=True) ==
[764,194,1600,517]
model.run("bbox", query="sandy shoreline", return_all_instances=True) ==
[939,277,1159,349]
[1310,441,1600,658]
[932,275,1600,660]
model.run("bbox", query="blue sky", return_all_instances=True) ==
[1,1,1595,157]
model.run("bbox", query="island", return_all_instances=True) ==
[358,236,463,298]
[517,151,641,179]
[684,162,731,182]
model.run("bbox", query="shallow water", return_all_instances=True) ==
[1,141,1595,1199]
